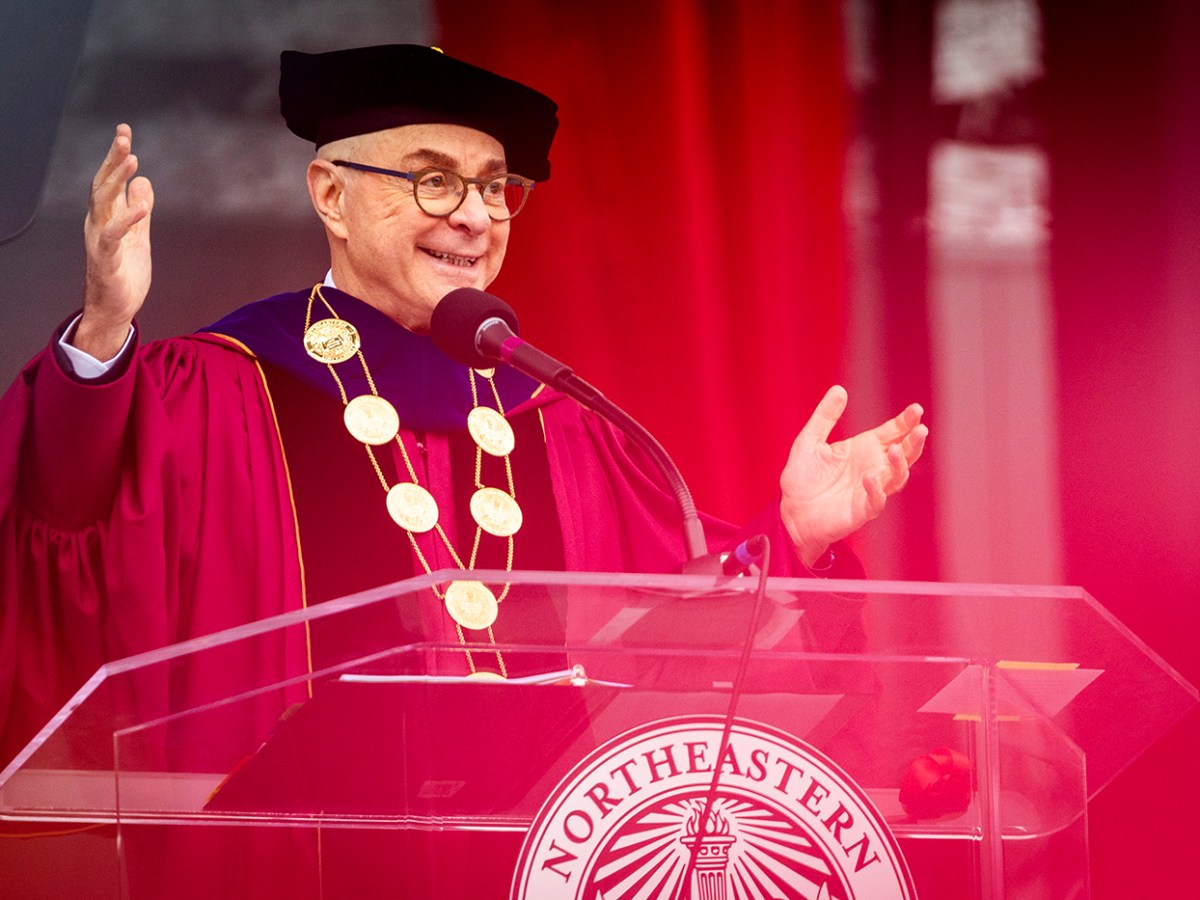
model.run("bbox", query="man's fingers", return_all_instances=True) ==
[873,402,924,446]
[881,444,910,493]
[863,470,888,518]
[795,384,849,450]
[89,126,139,225]
[89,162,136,230]
[901,423,928,466]
[95,177,153,253]
[126,176,154,224]
[91,126,130,188]
[863,448,909,514]
[98,202,144,247]
[893,403,925,439]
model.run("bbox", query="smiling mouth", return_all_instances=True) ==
[423,248,478,268]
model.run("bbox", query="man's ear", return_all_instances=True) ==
[307,159,349,239]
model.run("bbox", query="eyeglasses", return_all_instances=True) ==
[331,160,535,221]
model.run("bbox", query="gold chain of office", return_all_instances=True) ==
[301,283,521,677]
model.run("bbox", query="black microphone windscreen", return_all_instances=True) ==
[430,288,520,367]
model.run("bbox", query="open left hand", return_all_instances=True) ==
[75,123,155,361]
[780,385,928,566]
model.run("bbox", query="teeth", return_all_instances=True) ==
[426,249,476,267]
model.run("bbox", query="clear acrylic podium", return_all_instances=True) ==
[0,569,1195,899]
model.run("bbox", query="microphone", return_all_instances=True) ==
[430,287,585,397]
[431,287,708,562]
[682,533,768,576]
[722,533,768,575]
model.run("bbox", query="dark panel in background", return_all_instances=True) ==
[0,0,96,244]
[0,0,428,391]
[1045,2,1200,897]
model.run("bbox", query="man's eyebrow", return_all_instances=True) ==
[400,148,509,175]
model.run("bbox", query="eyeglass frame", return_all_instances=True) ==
[330,160,536,221]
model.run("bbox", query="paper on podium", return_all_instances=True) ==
[918,663,1104,720]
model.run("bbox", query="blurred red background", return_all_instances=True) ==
[0,0,1193,895]
[439,2,1199,897]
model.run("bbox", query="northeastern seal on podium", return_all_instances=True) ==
[511,716,917,900]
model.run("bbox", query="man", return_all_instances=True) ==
[0,43,927,898]
[0,42,924,771]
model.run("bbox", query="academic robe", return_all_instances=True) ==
[0,286,862,897]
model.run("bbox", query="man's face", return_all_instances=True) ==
[321,123,511,332]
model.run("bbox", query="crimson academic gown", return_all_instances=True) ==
[0,287,861,897]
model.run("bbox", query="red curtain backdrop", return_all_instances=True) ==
[436,0,849,525]
[1044,5,1200,897]
[437,7,1200,898]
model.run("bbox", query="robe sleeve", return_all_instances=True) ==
[0,328,303,767]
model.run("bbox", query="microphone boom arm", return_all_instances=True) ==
[434,292,710,563]
[493,325,708,561]
[560,371,709,563]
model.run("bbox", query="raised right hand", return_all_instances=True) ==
[779,385,927,566]
[73,123,154,361]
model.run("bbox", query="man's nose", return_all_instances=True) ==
[449,184,493,230]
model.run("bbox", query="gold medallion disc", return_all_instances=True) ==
[474,367,496,379]
[470,487,523,537]
[444,579,499,630]
[344,394,400,445]
[386,482,439,533]
[466,670,507,681]
[467,406,516,456]
[303,318,361,364]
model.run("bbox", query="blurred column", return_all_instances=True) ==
[925,0,1061,583]
[841,0,939,580]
